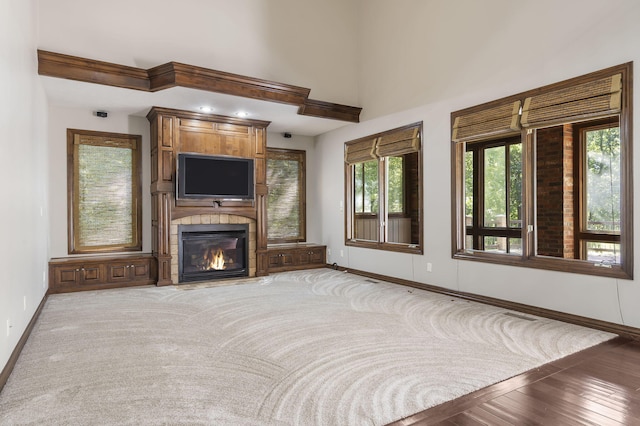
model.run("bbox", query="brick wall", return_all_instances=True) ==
[535,125,574,258]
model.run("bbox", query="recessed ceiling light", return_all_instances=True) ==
[199,106,213,113]
[235,111,249,118]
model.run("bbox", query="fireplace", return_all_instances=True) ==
[177,224,249,283]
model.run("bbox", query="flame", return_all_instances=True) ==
[204,247,226,270]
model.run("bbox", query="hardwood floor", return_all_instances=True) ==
[389,337,640,425]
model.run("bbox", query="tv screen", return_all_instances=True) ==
[177,153,254,200]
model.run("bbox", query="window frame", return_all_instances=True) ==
[266,147,306,244]
[465,136,522,254]
[345,122,423,254]
[67,128,142,254]
[451,63,633,279]
[574,118,622,262]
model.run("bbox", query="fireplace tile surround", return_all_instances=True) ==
[171,214,256,284]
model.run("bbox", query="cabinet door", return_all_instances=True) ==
[297,250,312,265]
[281,251,295,267]
[53,265,81,286]
[268,250,296,270]
[130,260,151,282]
[309,249,325,265]
[81,265,104,285]
[107,263,131,283]
[107,260,151,283]
[268,253,284,269]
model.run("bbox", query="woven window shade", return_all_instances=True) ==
[267,151,305,241]
[74,135,137,249]
[521,73,622,128]
[376,126,420,157]
[345,138,377,164]
[452,100,521,143]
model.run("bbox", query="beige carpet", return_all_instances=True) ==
[0,269,615,425]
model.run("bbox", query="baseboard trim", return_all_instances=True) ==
[0,292,48,392]
[329,265,640,340]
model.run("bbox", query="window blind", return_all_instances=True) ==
[267,149,306,242]
[521,73,622,128]
[376,126,420,157]
[452,100,522,143]
[72,132,140,252]
[345,137,377,164]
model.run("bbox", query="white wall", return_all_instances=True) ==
[319,0,640,327]
[47,107,151,258]
[37,0,360,107]
[267,132,321,244]
[0,0,49,370]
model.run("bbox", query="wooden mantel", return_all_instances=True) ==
[38,50,362,123]
[147,107,271,285]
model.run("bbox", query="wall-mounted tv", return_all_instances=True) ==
[176,153,254,200]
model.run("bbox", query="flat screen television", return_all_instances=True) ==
[176,153,254,200]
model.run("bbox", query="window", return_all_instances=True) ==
[67,129,142,254]
[452,63,632,279]
[266,148,306,243]
[345,122,423,253]
[465,137,522,255]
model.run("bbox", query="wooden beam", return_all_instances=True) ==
[38,50,361,123]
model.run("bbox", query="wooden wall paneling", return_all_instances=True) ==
[155,192,173,286]
[147,106,270,282]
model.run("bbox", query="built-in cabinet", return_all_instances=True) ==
[267,244,326,273]
[48,254,156,293]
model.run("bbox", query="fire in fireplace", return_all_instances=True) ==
[177,224,249,282]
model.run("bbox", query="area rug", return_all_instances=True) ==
[0,269,615,425]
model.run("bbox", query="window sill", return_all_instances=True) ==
[346,239,422,255]
[452,251,632,279]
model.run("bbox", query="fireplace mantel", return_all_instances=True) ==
[147,106,270,285]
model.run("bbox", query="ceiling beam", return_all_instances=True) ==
[37,50,361,123]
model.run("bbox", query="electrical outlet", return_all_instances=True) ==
[24,296,27,311]
[327,248,331,256]
[340,250,344,257]
[427,263,433,272]
[6,320,11,337]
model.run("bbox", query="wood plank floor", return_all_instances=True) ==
[388,337,640,426]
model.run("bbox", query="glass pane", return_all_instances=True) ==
[354,160,379,242]
[509,238,522,255]
[484,146,506,227]
[388,152,420,245]
[586,241,620,264]
[465,235,473,250]
[465,150,473,225]
[387,156,404,214]
[77,144,133,247]
[267,157,301,240]
[484,236,507,253]
[354,163,364,213]
[585,127,620,232]
[509,143,522,228]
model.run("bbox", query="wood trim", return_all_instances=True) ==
[67,129,143,255]
[38,50,150,91]
[331,265,640,340]
[0,293,48,393]
[148,62,310,105]
[298,98,362,122]
[38,50,361,123]
[146,106,271,129]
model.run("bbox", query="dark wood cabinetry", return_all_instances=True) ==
[267,244,326,273]
[49,254,156,293]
